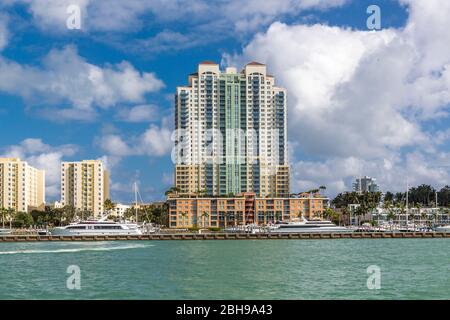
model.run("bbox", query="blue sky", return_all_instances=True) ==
[1,0,449,203]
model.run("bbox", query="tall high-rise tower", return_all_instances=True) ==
[174,61,289,197]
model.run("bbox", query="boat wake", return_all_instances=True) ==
[0,243,153,255]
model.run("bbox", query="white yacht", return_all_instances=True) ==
[224,224,266,234]
[0,228,12,236]
[269,218,352,233]
[51,220,142,236]
[434,225,450,232]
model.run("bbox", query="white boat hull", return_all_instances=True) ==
[51,229,142,236]
[0,229,12,236]
[270,226,352,233]
[435,225,450,232]
[51,222,142,236]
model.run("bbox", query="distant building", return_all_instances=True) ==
[110,203,131,218]
[167,192,328,228]
[352,176,380,193]
[60,160,109,217]
[0,158,45,212]
[133,201,166,211]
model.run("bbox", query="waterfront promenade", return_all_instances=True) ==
[1,231,449,242]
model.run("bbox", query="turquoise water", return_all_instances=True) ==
[0,239,448,299]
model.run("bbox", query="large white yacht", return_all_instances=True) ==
[269,217,352,233]
[51,220,142,236]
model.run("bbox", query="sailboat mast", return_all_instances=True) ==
[134,182,138,223]
[406,178,409,225]
[435,191,438,208]
[406,179,409,209]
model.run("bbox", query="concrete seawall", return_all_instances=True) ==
[0,232,449,242]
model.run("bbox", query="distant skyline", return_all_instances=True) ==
[1,0,450,203]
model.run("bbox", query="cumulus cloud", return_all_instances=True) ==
[224,0,450,195]
[4,0,347,33]
[1,139,78,198]
[293,152,450,196]
[2,0,348,54]
[116,104,158,123]
[96,119,173,159]
[0,45,164,120]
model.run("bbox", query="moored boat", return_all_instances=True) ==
[0,228,12,236]
[434,224,450,232]
[269,218,352,233]
[51,220,142,236]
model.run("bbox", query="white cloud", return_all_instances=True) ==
[5,0,347,32]
[97,120,173,159]
[0,45,164,120]
[139,124,173,156]
[97,134,133,157]
[225,0,450,195]
[0,14,9,51]
[293,151,450,197]
[116,104,158,122]
[1,139,78,198]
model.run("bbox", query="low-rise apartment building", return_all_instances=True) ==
[167,192,328,228]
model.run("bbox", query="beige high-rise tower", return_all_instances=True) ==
[0,158,45,212]
[60,160,109,217]
[174,61,290,197]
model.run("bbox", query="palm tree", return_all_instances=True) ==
[62,205,76,225]
[6,208,15,229]
[263,211,269,225]
[222,211,229,228]
[387,211,395,230]
[323,207,333,220]
[200,211,209,227]
[420,210,427,226]
[104,199,116,215]
[165,186,180,196]
[180,212,188,227]
[0,207,6,228]
[431,210,438,228]
[124,208,134,221]
[274,212,281,223]
[355,204,367,226]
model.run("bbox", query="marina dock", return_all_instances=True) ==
[0,232,449,242]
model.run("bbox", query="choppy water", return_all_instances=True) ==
[0,239,448,299]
